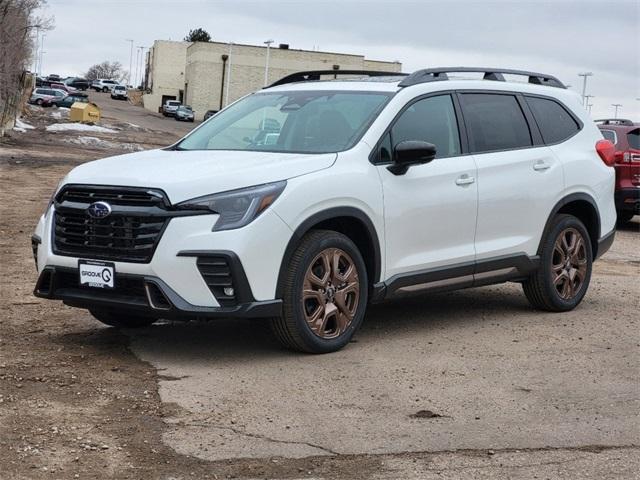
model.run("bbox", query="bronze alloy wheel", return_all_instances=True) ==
[302,248,360,339]
[551,227,588,300]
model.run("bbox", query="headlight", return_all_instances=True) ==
[177,181,286,231]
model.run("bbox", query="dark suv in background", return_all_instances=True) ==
[596,119,640,224]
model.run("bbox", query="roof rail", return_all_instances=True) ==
[594,118,635,126]
[268,70,408,88]
[398,67,566,89]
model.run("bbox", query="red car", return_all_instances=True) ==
[596,119,639,224]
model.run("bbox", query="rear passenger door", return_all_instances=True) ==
[458,92,564,261]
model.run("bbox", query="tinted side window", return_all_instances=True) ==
[526,96,579,144]
[391,95,461,158]
[600,129,617,144]
[627,129,639,150]
[460,93,531,153]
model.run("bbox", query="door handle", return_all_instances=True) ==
[455,174,475,186]
[533,160,551,171]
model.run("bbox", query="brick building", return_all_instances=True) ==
[143,40,401,120]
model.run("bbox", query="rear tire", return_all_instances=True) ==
[90,308,157,328]
[270,230,368,353]
[523,214,592,312]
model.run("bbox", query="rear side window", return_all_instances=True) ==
[391,94,461,158]
[460,93,531,153]
[628,129,639,150]
[600,129,617,144]
[526,96,580,144]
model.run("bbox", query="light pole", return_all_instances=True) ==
[263,39,274,87]
[583,94,594,112]
[578,72,593,105]
[611,103,622,119]
[587,103,593,114]
[224,42,234,107]
[39,34,46,76]
[32,27,40,73]
[125,39,133,87]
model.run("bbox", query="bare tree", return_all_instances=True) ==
[85,61,126,82]
[0,0,53,136]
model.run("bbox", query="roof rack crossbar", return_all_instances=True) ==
[398,67,566,89]
[268,70,408,88]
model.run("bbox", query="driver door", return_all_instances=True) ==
[374,94,478,284]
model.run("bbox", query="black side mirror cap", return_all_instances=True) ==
[387,140,437,175]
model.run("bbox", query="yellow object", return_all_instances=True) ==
[69,102,101,123]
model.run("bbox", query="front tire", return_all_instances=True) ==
[102,86,109,93]
[90,308,157,328]
[271,230,368,353]
[523,214,592,311]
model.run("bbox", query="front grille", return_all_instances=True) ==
[52,185,170,263]
[196,256,237,307]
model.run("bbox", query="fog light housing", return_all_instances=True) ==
[223,287,235,297]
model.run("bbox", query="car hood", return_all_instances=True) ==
[62,149,337,203]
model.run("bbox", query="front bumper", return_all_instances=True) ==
[615,188,640,214]
[33,205,292,317]
[34,265,282,319]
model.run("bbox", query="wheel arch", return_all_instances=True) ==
[275,207,382,298]
[539,193,601,258]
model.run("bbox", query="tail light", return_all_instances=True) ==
[595,140,616,166]
[622,151,640,163]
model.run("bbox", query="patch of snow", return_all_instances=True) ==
[45,123,117,133]
[13,127,26,133]
[50,109,69,120]
[62,136,144,152]
[127,122,142,129]
[16,119,35,130]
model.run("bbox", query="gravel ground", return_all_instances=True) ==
[0,105,638,479]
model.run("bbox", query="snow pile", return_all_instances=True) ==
[46,123,117,133]
[62,136,144,152]
[50,109,69,120]
[16,119,35,130]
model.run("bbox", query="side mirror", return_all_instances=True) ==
[387,140,437,175]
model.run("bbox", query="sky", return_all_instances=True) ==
[34,0,639,120]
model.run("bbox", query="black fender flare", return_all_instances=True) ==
[537,192,601,256]
[275,207,382,299]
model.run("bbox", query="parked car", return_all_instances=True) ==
[91,79,120,92]
[596,119,639,224]
[203,109,218,120]
[175,105,195,122]
[33,67,616,353]
[110,85,128,100]
[49,82,78,94]
[162,100,181,117]
[29,87,67,106]
[44,93,89,108]
[46,74,61,82]
[64,77,90,91]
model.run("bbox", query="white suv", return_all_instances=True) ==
[33,68,617,353]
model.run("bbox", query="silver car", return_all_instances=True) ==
[174,105,194,122]
[30,88,67,106]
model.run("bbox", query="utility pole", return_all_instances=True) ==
[578,72,593,105]
[224,42,234,107]
[611,103,622,119]
[587,103,593,114]
[125,39,134,87]
[263,39,274,87]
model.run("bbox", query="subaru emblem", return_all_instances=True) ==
[87,201,112,219]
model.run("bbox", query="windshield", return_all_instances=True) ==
[177,90,392,154]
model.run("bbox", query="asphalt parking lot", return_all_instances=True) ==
[0,102,638,479]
